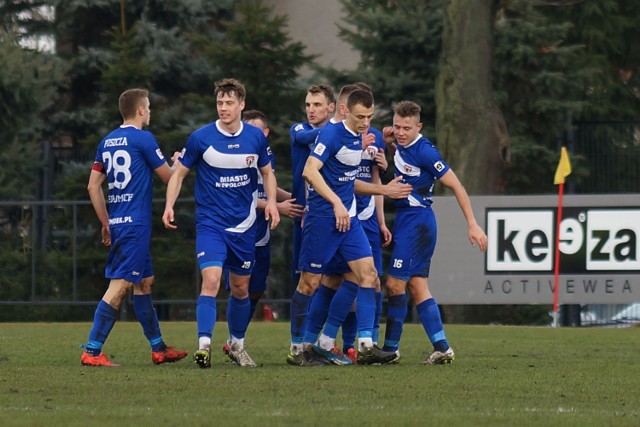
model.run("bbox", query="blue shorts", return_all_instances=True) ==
[388,208,437,280]
[325,215,382,276]
[196,224,256,275]
[299,215,372,274]
[224,244,270,294]
[291,220,303,280]
[105,225,152,284]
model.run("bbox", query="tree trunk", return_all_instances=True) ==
[436,0,509,194]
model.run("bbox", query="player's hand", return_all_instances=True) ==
[333,204,350,232]
[265,201,280,230]
[382,126,395,144]
[382,176,412,199]
[468,223,488,252]
[374,151,387,172]
[379,224,392,247]
[170,151,181,164]
[362,128,375,150]
[162,208,177,230]
[277,198,304,219]
[101,225,111,247]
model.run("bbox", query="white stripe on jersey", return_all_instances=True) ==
[202,146,259,169]
[358,195,375,220]
[336,145,362,167]
[394,150,421,177]
[226,189,258,233]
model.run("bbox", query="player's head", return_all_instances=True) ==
[392,100,423,146]
[215,78,246,125]
[336,84,367,120]
[243,109,269,138]
[305,84,335,127]
[119,88,150,127]
[345,89,374,134]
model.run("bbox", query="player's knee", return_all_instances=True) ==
[137,278,154,294]
[297,273,320,295]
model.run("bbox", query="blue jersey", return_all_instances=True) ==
[290,121,321,221]
[93,125,166,228]
[393,135,449,209]
[356,127,386,220]
[179,120,271,232]
[307,121,362,217]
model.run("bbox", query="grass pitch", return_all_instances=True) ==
[0,321,638,426]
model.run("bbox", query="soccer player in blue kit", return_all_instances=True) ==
[302,83,391,363]
[162,79,280,368]
[288,89,410,366]
[289,85,335,286]
[221,110,304,357]
[381,101,487,364]
[81,88,188,367]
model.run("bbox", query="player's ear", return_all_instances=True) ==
[329,102,336,114]
[263,128,270,138]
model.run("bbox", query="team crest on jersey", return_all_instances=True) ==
[313,143,326,156]
[246,155,255,166]
[364,146,377,160]
[404,164,413,173]
[434,161,445,172]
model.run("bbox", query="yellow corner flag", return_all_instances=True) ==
[554,146,572,184]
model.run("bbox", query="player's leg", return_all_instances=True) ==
[409,277,455,365]
[226,271,257,367]
[288,216,335,364]
[383,275,408,360]
[82,278,131,367]
[82,226,138,367]
[193,226,226,368]
[302,272,341,347]
[248,244,270,322]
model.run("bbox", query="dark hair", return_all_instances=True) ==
[393,101,421,119]
[243,109,267,127]
[346,89,374,110]
[214,78,246,102]
[307,84,335,105]
[119,88,148,120]
[337,84,363,103]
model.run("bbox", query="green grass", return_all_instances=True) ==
[0,322,638,426]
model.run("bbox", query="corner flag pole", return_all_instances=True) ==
[552,146,572,327]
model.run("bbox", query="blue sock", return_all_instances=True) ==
[355,287,376,340]
[227,295,250,340]
[384,294,407,351]
[417,298,449,352]
[249,297,260,323]
[341,311,357,351]
[196,295,217,340]
[373,291,383,343]
[86,300,119,356]
[303,285,336,344]
[323,280,358,339]
[133,294,165,352]
[290,291,312,345]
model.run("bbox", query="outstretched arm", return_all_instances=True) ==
[162,162,190,229]
[439,169,488,252]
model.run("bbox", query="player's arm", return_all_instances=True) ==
[162,162,190,229]
[371,166,392,247]
[291,126,321,146]
[302,156,350,232]
[439,169,488,252]
[154,151,183,184]
[259,164,280,230]
[382,126,397,157]
[87,169,110,246]
[355,176,411,199]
